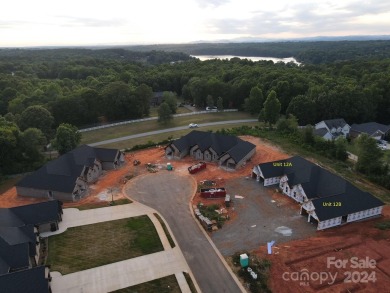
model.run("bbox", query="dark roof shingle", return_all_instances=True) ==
[170,131,255,162]
[17,145,119,193]
[0,266,50,293]
[351,122,390,136]
[322,118,348,129]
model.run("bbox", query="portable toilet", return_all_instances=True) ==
[167,163,173,171]
[240,253,249,268]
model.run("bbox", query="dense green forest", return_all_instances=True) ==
[0,41,390,177]
[126,40,390,64]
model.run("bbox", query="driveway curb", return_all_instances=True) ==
[123,177,202,293]
[188,176,247,293]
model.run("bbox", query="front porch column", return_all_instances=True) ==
[308,213,311,222]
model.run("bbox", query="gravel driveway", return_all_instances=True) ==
[211,177,317,256]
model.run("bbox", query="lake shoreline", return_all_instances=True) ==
[191,55,301,65]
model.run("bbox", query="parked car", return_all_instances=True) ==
[377,140,387,148]
[189,123,198,128]
[206,106,217,111]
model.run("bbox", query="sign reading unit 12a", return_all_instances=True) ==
[273,162,292,167]
[323,201,342,207]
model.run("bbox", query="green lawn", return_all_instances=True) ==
[77,198,132,210]
[149,106,192,117]
[154,213,175,248]
[81,111,254,145]
[46,216,163,274]
[98,122,259,150]
[109,275,181,293]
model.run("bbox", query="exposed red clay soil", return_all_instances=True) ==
[1,136,389,292]
[252,206,390,293]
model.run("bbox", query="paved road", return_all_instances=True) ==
[125,172,244,293]
[88,119,257,147]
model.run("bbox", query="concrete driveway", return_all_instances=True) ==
[43,204,194,293]
[125,172,245,293]
[211,177,317,256]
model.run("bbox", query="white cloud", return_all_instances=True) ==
[0,0,389,46]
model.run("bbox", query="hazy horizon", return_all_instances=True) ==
[1,0,390,47]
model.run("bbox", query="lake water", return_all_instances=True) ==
[192,55,301,65]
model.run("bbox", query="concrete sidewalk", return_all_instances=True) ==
[41,203,153,237]
[51,248,190,293]
[43,203,196,293]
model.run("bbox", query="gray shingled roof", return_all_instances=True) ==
[351,122,390,136]
[17,145,119,193]
[259,156,384,221]
[0,238,30,274]
[312,184,384,221]
[323,118,348,129]
[0,209,25,228]
[0,200,62,228]
[259,156,348,199]
[0,201,61,291]
[10,200,62,226]
[314,128,329,137]
[169,131,255,161]
[0,266,50,293]
[0,226,36,258]
[226,140,256,163]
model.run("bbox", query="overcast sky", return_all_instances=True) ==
[1,0,389,47]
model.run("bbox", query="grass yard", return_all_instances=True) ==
[46,216,163,274]
[149,106,192,117]
[99,122,259,150]
[109,275,181,293]
[183,272,198,293]
[81,111,254,145]
[76,198,132,210]
[154,213,175,248]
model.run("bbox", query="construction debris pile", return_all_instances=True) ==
[188,161,206,174]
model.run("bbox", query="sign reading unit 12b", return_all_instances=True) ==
[273,162,292,167]
[323,201,342,207]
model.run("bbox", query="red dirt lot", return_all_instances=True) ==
[253,206,390,293]
[1,136,389,292]
[0,136,288,209]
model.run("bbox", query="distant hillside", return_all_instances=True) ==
[123,40,390,64]
[0,48,192,65]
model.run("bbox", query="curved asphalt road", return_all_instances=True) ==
[125,173,243,293]
[88,119,257,147]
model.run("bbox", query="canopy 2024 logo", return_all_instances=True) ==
[282,256,377,287]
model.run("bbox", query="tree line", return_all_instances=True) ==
[0,45,389,178]
[125,40,390,64]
